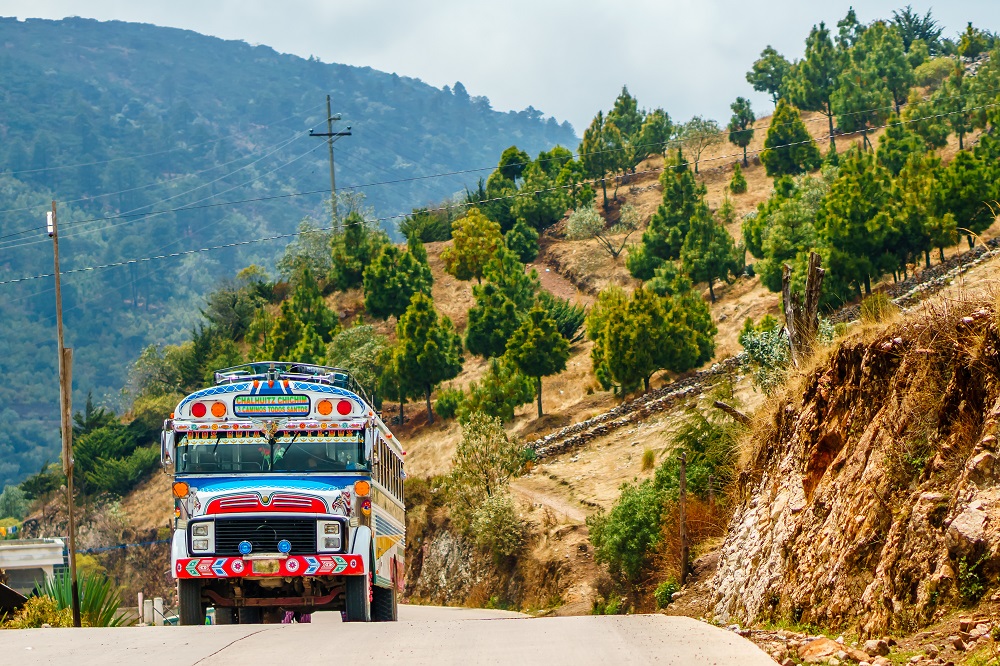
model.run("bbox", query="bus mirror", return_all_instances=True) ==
[364,430,374,461]
[161,430,175,468]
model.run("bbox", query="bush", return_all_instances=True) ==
[654,578,680,608]
[914,56,955,90]
[587,480,664,583]
[641,448,655,471]
[471,492,526,560]
[565,204,606,240]
[40,569,134,627]
[729,163,747,194]
[739,317,790,395]
[536,290,586,343]
[434,387,464,420]
[3,595,73,628]
[860,292,896,325]
[400,209,452,242]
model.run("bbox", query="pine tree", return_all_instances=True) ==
[459,357,535,423]
[290,267,340,342]
[504,306,570,418]
[680,205,741,302]
[760,100,822,178]
[393,292,463,425]
[363,244,433,320]
[441,208,502,283]
[627,150,708,279]
[580,111,613,208]
[863,21,915,114]
[786,22,840,150]
[510,161,568,230]
[607,85,644,139]
[504,217,539,263]
[465,282,521,358]
[832,58,892,151]
[329,212,389,291]
[727,97,755,167]
[746,45,792,103]
[936,150,991,248]
[876,114,925,176]
[934,64,974,150]
[729,162,748,194]
[482,245,540,311]
[902,88,949,149]
[636,108,673,160]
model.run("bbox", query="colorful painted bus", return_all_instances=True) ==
[160,362,405,625]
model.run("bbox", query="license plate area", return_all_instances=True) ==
[251,559,281,575]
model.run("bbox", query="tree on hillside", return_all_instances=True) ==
[934,65,974,150]
[326,324,390,400]
[645,263,717,368]
[892,6,944,53]
[877,115,925,176]
[901,88,949,149]
[451,412,523,500]
[836,7,867,50]
[363,244,433,320]
[747,46,792,103]
[786,22,840,151]
[483,244,540,311]
[679,116,722,174]
[727,97,755,167]
[753,178,825,292]
[862,21,915,114]
[555,157,596,210]
[636,108,673,161]
[957,22,991,59]
[510,160,568,230]
[628,150,708,279]
[608,86,644,138]
[496,145,531,183]
[760,100,821,178]
[680,202,742,302]
[504,305,570,418]
[465,282,521,359]
[832,58,892,151]
[393,292,463,425]
[936,150,992,249]
[329,212,390,291]
[580,111,614,208]
[399,208,452,243]
[441,208,503,284]
[459,357,535,424]
[505,217,539,263]
[277,219,333,283]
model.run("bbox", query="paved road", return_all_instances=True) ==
[0,605,775,665]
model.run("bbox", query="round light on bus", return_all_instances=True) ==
[211,402,227,418]
[317,399,333,416]
[172,482,190,498]
[336,399,352,415]
[191,402,207,418]
[354,480,371,497]
[360,499,372,516]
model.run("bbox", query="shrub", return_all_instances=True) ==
[860,292,896,325]
[958,555,987,604]
[471,492,526,560]
[654,578,680,608]
[3,595,73,628]
[434,387,464,421]
[459,358,534,424]
[729,163,748,194]
[40,569,134,627]
[739,323,791,395]
[641,448,655,471]
[565,204,606,240]
[914,57,955,90]
[536,290,587,343]
[587,480,664,583]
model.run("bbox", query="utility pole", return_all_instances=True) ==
[310,95,351,229]
[678,450,689,586]
[48,201,81,628]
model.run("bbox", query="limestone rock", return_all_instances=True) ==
[947,507,987,555]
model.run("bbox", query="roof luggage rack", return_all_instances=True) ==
[212,362,370,404]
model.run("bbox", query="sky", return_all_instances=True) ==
[2,1,1000,134]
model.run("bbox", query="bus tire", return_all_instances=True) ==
[371,585,397,622]
[215,608,235,625]
[178,580,205,626]
[344,575,370,622]
[238,607,262,624]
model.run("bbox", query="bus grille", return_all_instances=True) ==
[214,517,317,555]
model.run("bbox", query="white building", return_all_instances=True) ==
[0,538,66,594]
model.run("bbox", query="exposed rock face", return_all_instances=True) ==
[713,308,1000,635]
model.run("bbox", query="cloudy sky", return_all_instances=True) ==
[3,1,999,133]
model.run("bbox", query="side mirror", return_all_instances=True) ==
[161,427,175,469]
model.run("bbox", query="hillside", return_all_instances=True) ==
[0,16,576,487]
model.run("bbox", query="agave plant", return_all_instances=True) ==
[39,569,135,627]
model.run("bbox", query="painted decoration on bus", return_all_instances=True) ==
[232,394,310,417]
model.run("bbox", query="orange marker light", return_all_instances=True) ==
[354,480,371,497]
[317,399,333,416]
[172,481,190,498]
[211,402,227,418]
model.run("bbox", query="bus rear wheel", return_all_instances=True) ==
[178,580,205,626]
[372,585,397,622]
[344,575,370,622]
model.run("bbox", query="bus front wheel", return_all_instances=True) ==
[178,579,205,626]
[344,575,370,622]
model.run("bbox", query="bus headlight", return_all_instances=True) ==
[317,520,343,551]
[189,520,215,554]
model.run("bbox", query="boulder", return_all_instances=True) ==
[947,507,987,555]
[799,637,870,664]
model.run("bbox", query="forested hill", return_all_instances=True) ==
[0,17,576,487]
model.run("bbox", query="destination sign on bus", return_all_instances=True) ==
[233,394,310,417]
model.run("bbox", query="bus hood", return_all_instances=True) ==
[179,476,366,519]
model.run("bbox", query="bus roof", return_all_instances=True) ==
[212,362,369,403]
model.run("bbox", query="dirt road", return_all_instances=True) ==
[1,604,775,665]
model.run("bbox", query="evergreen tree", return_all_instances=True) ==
[755,182,823,292]
[535,290,587,343]
[836,7,867,50]
[580,111,613,208]
[891,6,944,54]
[441,208,503,283]
[510,160,568,230]
[817,147,893,296]
[786,23,840,151]
[393,292,463,425]
[727,97,755,167]
[636,108,673,160]
[936,150,991,248]
[505,305,570,418]
[832,58,892,151]
[505,217,539,263]
[902,88,949,149]
[607,85,644,139]
[957,22,990,59]
[496,145,531,183]
[863,21,915,114]
[266,300,307,362]
[746,45,792,103]
[555,157,596,209]
[459,357,534,424]
[729,162,748,194]
[627,150,708,279]
[680,205,741,302]
[363,244,433,320]
[760,100,821,178]
[934,64,974,150]
[329,212,390,291]
[465,282,521,358]
[289,267,340,342]
[877,115,925,176]
[482,244,540,311]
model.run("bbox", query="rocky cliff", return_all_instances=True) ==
[713,302,1000,636]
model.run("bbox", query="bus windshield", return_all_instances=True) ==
[175,434,369,474]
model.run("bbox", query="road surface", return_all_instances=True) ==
[0,605,775,665]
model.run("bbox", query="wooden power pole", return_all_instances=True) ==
[309,95,351,229]
[679,450,689,585]
[48,201,81,627]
